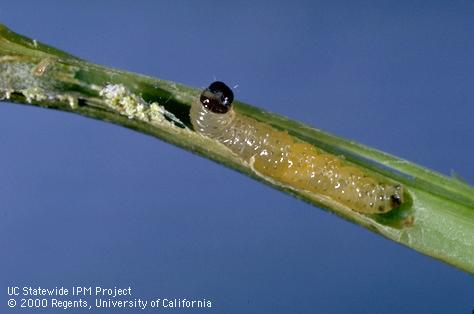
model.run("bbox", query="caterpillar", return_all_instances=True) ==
[190,81,404,214]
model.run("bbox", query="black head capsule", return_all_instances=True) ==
[200,81,234,114]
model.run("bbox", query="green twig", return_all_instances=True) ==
[0,24,472,273]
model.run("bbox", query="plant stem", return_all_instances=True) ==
[1,24,473,273]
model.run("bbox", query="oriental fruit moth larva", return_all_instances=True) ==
[190,81,404,214]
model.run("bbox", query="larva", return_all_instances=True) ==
[190,81,404,214]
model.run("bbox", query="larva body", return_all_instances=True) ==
[191,82,404,214]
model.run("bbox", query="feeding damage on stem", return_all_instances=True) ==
[99,83,185,129]
[0,56,79,109]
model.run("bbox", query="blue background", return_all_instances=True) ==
[1,1,473,313]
